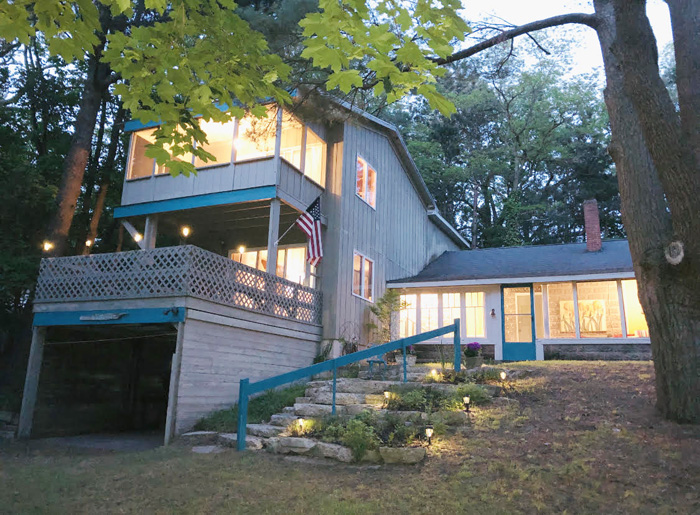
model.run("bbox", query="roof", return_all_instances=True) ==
[388,240,635,286]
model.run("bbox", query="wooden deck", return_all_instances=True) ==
[34,245,322,325]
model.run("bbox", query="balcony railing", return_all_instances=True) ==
[35,245,322,325]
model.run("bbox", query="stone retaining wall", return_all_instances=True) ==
[543,344,651,361]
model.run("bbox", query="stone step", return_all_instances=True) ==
[218,433,263,450]
[344,404,382,416]
[306,379,421,395]
[282,406,296,414]
[269,413,298,427]
[308,392,369,406]
[295,397,312,404]
[246,423,285,438]
[180,431,219,445]
[293,403,335,417]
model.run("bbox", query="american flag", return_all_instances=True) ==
[295,196,323,266]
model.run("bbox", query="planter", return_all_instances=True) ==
[406,355,417,366]
[463,356,483,369]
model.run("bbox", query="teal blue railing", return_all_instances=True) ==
[236,319,461,450]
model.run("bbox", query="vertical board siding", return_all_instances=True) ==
[278,160,323,209]
[321,121,458,343]
[175,309,320,433]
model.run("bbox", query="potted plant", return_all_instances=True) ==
[463,342,483,369]
[406,345,417,366]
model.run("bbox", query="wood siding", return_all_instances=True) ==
[175,301,320,433]
[320,122,459,342]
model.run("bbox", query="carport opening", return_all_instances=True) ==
[32,324,177,441]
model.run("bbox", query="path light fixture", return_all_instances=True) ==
[500,371,507,381]
[425,425,434,446]
[430,369,439,379]
[42,241,54,252]
[384,391,391,400]
[296,417,306,434]
[463,395,471,413]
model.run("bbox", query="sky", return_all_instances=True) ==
[460,0,674,80]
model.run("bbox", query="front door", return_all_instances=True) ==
[501,284,536,361]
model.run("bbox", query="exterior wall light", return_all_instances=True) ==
[490,308,496,318]
[85,239,94,247]
[238,245,246,254]
[180,225,192,238]
[42,241,54,252]
[133,232,143,242]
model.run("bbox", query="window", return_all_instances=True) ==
[464,292,485,337]
[399,294,417,337]
[235,108,276,161]
[442,293,460,328]
[352,252,374,301]
[230,245,314,286]
[621,280,649,337]
[356,156,377,208]
[543,282,576,338]
[280,112,304,169]
[127,128,157,179]
[576,281,623,338]
[420,293,439,332]
[305,127,326,186]
[194,119,235,168]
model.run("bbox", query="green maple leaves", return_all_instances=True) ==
[300,0,469,115]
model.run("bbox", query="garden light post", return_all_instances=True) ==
[425,425,434,446]
[463,395,471,413]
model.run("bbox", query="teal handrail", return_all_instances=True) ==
[236,319,461,450]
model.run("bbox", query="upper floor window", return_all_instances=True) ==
[127,128,157,179]
[194,119,235,168]
[356,156,377,208]
[352,251,374,301]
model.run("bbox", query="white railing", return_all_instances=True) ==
[35,245,322,325]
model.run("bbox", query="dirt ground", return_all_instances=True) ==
[1,361,698,514]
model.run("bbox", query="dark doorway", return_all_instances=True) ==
[32,325,176,439]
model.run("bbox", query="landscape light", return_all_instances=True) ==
[425,425,434,445]
[384,391,391,399]
[463,395,471,413]
[431,369,438,378]
[42,241,54,252]
[180,225,191,238]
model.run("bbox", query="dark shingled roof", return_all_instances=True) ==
[389,240,634,284]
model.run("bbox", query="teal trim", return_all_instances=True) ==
[33,307,185,327]
[114,186,276,218]
[237,322,460,451]
[501,284,537,361]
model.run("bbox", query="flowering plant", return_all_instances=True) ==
[407,345,416,355]
[464,341,481,358]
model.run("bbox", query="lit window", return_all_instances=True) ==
[194,119,235,168]
[304,127,326,186]
[576,281,623,338]
[421,294,439,332]
[442,293,460,328]
[621,280,649,337]
[127,128,157,179]
[356,156,377,208]
[280,112,304,169]
[235,108,276,162]
[464,292,485,337]
[352,252,374,301]
[154,126,193,175]
[544,283,576,338]
[399,294,417,337]
[230,245,313,286]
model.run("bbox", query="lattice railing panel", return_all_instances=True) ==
[35,246,322,325]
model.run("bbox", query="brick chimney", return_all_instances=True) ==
[583,199,602,252]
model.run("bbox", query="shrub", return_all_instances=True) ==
[455,383,491,406]
[342,419,381,461]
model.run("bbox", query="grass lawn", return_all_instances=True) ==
[1,361,699,514]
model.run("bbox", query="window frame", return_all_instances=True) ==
[355,155,377,209]
[352,250,375,302]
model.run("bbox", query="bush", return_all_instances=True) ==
[194,384,307,431]
[342,419,381,461]
[454,383,491,406]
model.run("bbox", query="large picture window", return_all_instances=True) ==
[352,252,374,301]
[420,293,439,332]
[230,245,314,286]
[356,156,377,208]
[195,119,235,168]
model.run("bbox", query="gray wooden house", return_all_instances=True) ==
[20,99,466,444]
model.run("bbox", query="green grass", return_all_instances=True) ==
[193,384,307,431]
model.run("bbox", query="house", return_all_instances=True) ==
[19,98,466,444]
[388,200,651,362]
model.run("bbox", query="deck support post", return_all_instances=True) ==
[164,321,185,446]
[18,326,46,439]
[266,199,281,275]
[143,215,158,249]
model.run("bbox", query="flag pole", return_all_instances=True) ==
[275,221,297,246]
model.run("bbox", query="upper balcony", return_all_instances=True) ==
[120,106,327,216]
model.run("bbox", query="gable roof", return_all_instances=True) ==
[388,239,635,286]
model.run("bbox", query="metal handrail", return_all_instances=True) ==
[236,319,461,450]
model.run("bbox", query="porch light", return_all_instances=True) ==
[42,241,54,252]
[180,225,192,238]
[463,395,471,413]
[238,245,246,254]
[490,308,496,318]
[425,424,434,445]
[500,371,507,381]
[133,232,143,242]
[85,239,93,247]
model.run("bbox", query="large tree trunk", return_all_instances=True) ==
[594,0,699,422]
[45,51,110,257]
